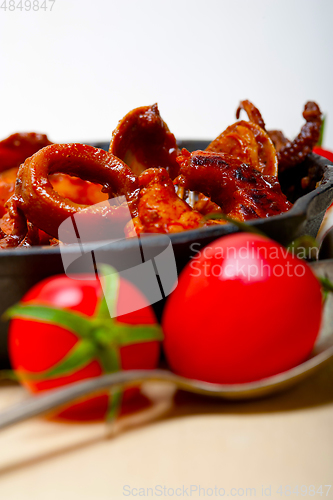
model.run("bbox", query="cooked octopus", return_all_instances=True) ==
[109,104,180,179]
[0,206,31,249]
[0,167,17,218]
[128,168,204,235]
[206,120,278,176]
[236,100,266,131]
[1,143,140,247]
[275,102,322,172]
[0,132,52,173]
[268,130,290,152]
[0,167,109,221]
[0,99,323,248]
[235,99,322,172]
[176,150,292,221]
[0,133,110,219]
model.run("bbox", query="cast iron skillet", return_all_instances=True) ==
[0,141,332,366]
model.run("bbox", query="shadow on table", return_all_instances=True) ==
[166,357,333,418]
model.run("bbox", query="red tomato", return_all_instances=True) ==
[162,233,323,384]
[8,273,161,421]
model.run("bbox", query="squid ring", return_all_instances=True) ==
[13,143,140,239]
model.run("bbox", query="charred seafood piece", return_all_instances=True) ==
[0,132,53,220]
[176,150,292,221]
[272,102,322,172]
[128,168,204,236]
[206,120,278,177]
[235,99,323,173]
[0,167,110,221]
[1,144,140,246]
[0,132,52,173]
[109,104,180,179]
[0,204,31,249]
[0,99,324,249]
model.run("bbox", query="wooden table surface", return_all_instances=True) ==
[0,360,333,500]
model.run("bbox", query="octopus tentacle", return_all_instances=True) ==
[0,132,52,173]
[277,102,322,172]
[11,143,140,240]
[236,100,266,130]
[176,150,291,221]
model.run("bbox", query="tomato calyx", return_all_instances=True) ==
[0,370,18,382]
[5,265,163,418]
[318,275,333,303]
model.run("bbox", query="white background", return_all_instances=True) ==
[0,0,332,147]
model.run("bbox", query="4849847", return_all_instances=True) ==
[0,0,55,11]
